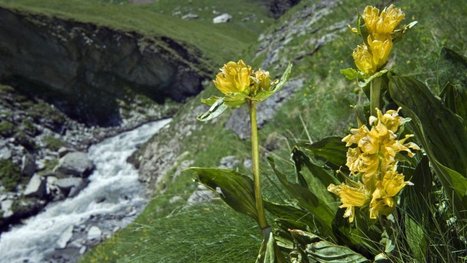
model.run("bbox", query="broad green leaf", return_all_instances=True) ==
[402,156,433,223]
[441,82,467,121]
[187,167,258,221]
[291,148,338,206]
[289,229,369,263]
[267,157,335,236]
[388,75,467,213]
[197,97,228,121]
[298,136,347,168]
[264,201,315,230]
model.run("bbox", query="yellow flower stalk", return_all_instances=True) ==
[213,60,252,95]
[331,108,419,222]
[363,4,405,35]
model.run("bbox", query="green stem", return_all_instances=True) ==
[249,100,269,232]
[370,77,382,116]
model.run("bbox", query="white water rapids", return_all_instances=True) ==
[0,119,170,263]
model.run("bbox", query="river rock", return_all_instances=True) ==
[213,13,232,24]
[1,199,13,217]
[57,225,74,249]
[21,153,36,177]
[54,177,88,198]
[54,152,94,177]
[24,174,47,198]
[0,146,11,160]
[87,226,102,241]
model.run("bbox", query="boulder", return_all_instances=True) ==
[54,177,88,198]
[24,174,47,198]
[87,226,102,241]
[1,199,13,217]
[213,13,232,24]
[218,156,240,169]
[54,152,94,177]
[21,153,36,177]
[57,225,74,249]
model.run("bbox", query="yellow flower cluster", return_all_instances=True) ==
[213,60,272,97]
[328,109,419,222]
[352,5,405,75]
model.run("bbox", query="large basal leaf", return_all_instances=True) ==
[441,82,467,122]
[292,147,340,188]
[267,158,335,236]
[298,137,347,169]
[188,167,258,221]
[289,229,369,263]
[388,75,467,213]
[264,201,316,230]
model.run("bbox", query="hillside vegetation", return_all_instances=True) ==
[3,0,464,262]
[78,0,466,262]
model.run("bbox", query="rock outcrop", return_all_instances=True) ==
[0,7,211,126]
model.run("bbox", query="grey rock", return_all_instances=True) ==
[21,153,36,177]
[87,226,102,240]
[0,146,12,160]
[213,13,232,24]
[243,159,252,169]
[57,225,74,249]
[54,177,88,197]
[187,184,216,205]
[58,147,72,158]
[0,9,208,126]
[55,152,94,177]
[24,174,47,198]
[219,156,240,169]
[182,13,199,20]
[79,246,87,255]
[1,199,13,217]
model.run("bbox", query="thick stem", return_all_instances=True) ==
[249,100,269,232]
[370,77,382,116]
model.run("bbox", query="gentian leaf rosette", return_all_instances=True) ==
[198,60,292,121]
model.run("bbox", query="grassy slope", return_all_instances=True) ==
[82,0,466,262]
[6,0,464,262]
[0,0,273,66]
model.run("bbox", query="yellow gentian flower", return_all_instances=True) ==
[363,4,405,35]
[369,170,408,219]
[213,60,252,95]
[352,44,377,75]
[328,183,369,222]
[252,69,272,93]
[367,35,393,70]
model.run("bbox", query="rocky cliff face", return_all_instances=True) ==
[0,7,211,126]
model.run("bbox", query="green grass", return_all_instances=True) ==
[76,0,467,261]
[0,0,273,66]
